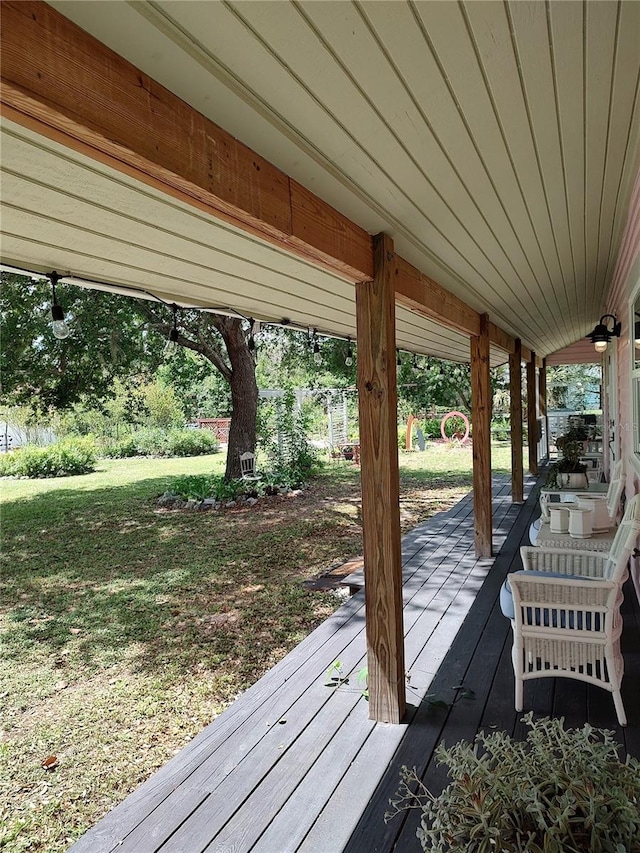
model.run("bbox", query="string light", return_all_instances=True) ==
[345,337,353,367]
[164,303,180,355]
[48,271,70,340]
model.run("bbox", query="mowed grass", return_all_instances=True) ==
[0,442,511,851]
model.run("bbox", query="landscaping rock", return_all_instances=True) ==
[185,499,200,511]
[246,497,258,506]
[225,500,237,508]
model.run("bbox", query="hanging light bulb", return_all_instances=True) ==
[164,304,180,356]
[247,317,256,352]
[313,339,322,366]
[48,271,70,339]
[345,337,353,367]
[396,348,402,367]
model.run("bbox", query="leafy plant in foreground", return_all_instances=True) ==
[0,437,97,478]
[386,713,640,852]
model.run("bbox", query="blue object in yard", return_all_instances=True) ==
[416,427,426,451]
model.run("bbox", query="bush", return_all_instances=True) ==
[164,428,219,457]
[386,713,640,852]
[103,428,219,458]
[0,437,97,478]
[167,473,243,502]
[103,436,138,458]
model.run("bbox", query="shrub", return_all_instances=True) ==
[103,428,219,458]
[164,428,219,457]
[0,437,97,478]
[167,473,243,502]
[103,436,138,458]
[386,713,640,853]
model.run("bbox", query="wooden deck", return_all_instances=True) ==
[69,474,640,853]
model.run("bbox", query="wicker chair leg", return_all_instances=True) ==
[612,689,627,726]
[512,636,524,711]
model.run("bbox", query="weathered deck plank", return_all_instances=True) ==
[69,472,640,853]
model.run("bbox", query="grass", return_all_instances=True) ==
[0,442,511,851]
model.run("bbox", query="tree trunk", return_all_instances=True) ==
[134,305,258,480]
[214,318,258,480]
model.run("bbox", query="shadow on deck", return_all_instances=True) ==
[69,473,640,853]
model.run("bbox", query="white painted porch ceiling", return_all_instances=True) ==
[3,0,640,363]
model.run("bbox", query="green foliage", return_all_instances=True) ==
[103,436,139,458]
[166,473,243,502]
[386,713,640,853]
[142,381,184,429]
[0,437,96,478]
[258,389,319,488]
[104,428,219,459]
[160,352,232,419]
[491,418,511,441]
[0,273,163,410]
[547,364,602,411]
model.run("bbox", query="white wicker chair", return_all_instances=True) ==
[505,493,640,726]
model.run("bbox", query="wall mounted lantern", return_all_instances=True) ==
[586,314,621,353]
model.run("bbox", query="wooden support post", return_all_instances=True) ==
[509,339,524,502]
[526,355,538,475]
[539,358,548,460]
[471,314,492,557]
[356,233,405,724]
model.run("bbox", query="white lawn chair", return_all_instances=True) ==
[502,493,640,726]
[239,451,260,482]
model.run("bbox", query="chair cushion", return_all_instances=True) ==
[500,571,599,630]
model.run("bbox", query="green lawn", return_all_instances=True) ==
[0,443,511,851]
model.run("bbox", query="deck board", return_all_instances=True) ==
[69,472,640,853]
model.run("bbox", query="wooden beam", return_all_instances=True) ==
[509,339,524,502]
[489,322,516,354]
[471,314,492,557]
[521,345,533,363]
[394,257,481,336]
[356,233,405,724]
[0,1,373,283]
[526,356,538,475]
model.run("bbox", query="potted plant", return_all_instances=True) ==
[386,713,640,852]
[547,436,588,489]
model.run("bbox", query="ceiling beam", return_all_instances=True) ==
[395,257,481,337]
[0,1,373,283]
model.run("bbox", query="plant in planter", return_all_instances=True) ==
[546,436,588,489]
[385,713,640,852]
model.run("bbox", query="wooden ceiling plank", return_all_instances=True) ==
[593,2,640,302]
[509,1,575,321]
[584,2,620,311]
[547,1,586,326]
[0,1,373,283]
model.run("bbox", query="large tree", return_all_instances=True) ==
[139,305,258,480]
[0,273,258,480]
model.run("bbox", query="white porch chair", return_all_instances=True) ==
[239,451,260,482]
[502,493,640,726]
